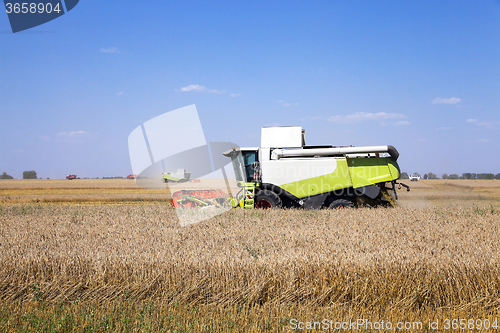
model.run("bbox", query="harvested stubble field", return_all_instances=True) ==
[1,180,500,332]
[0,179,170,204]
[397,179,500,209]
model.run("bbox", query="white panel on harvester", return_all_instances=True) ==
[261,126,303,148]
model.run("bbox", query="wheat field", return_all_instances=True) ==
[1,201,500,331]
[1,180,500,331]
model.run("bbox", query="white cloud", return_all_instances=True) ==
[435,127,452,130]
[100,47,119,53]
[432,97,461,105]
[396,121,411,126]
[478,121,498,127]
[177,84,225,94]
[278,100,298,107]
[179,84,205,92]
[482,122,499,126]
[41,131,89,143]
[477,138,490,143]
[116,92,123,96]
[57,131,87,136]
[230,93,241,97]
[328,112,407,123]
[466,118,500,127]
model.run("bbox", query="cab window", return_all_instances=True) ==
[242,151,258,182]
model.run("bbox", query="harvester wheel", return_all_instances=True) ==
[328,199,354,209]
[255,190,282,209]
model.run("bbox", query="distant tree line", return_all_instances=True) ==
[0,171,39,179]
[22,170,37,179]
[401,172,500,180]
[442,173,499,180]
[0,172,13,179]
[0,172,129,180]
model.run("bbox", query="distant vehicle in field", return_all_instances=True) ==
[66,175,79,180]
[409,173,421,181]
[127,174,136,179]
[163,169,191,183]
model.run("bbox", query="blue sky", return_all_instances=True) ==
[1,0,499,178]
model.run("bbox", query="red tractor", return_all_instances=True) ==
[127,174,136,179]
[66,175,78,180]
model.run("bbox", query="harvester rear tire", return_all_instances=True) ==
[255,190,282,209]
[328,199,354,209]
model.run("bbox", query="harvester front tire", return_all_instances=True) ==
[328,199,354,209]
[255,190,282,209]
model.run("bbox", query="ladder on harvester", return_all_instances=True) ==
[243,183,256,209]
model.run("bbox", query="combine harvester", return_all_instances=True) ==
[163,169,191,183]
[171,126,409,209]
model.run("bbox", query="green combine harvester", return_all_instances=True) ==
[163,169,191,183]
[223,126,409,209]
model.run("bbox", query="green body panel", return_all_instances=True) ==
[163,174,182,182]
[387,158,400,180]
[267,157,400,199]
[163,174,191,183]
[348,157,398,188]
[279,159,353,198]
